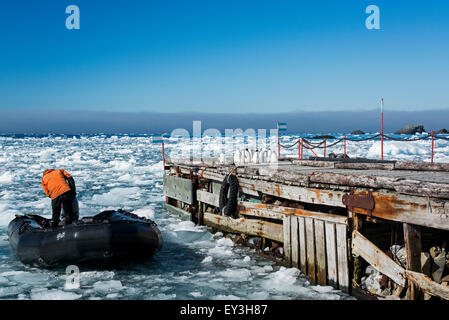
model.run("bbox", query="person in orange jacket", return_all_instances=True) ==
[42,169,77,227]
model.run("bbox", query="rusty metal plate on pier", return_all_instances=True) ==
[342,190,375,216]
[163,175,194,204]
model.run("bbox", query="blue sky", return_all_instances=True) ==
[0,0,449,113]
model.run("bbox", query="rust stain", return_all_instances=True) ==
[353,192,429,221]
[276,185,281,196]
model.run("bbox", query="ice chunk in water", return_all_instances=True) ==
[0,286,22,298]
[93,280,124,293]
[30,288,82,300]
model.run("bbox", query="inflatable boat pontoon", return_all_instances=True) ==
[7,209,163,267]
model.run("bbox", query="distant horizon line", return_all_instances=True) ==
[2,108,449,114]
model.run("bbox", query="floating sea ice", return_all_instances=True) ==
[0,203,21,227]
[133,206,155,219]
[0,286,22,298]
[153,293,176,300]
[248,291,270,299]
[189,291,202,297]
[90,187,142,206]
[0,171,14,184]
[30,288,82,300]
[92,280,124,293]
[211,294,240,300]
[261,267,302,293]
[202,256,213,264]
[216,237,234,247]
[6,271,50,286]
[218,268,252,282]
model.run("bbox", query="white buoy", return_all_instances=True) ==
[252,150,259,164]
[269,150,278,163]
[244,150,251,164]
[234,151,241,165]
[219,153,225,164]
[258,149,267,163]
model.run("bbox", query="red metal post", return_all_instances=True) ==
[324,137,327,158]
[431,130,434,163]
[298,139,301,159]
[277,121,280,157]
[161,133,166,170]
[344,134,347,158]
[300,138,303,160]
[381,98,384,160]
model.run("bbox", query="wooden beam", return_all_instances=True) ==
[395,160,449,172]
[305,218,316,284]
[336,224,349,292]
[163,203,191,217]
[283,216,292,266]
[197,189,219,207]
[405,270,449,300]
[298,217,307,275]
[202,212,283,243]
[403,223,422,300]
[352,230,406,287]
[347,191,449,231]
[291,216,299,269]
[325,222,338,288]
[315,220,327,286]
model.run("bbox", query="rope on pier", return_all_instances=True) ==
[278,133,449,162]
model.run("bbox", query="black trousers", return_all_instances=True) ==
[51,191,76,224]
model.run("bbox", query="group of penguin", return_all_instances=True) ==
[218,149,279,165]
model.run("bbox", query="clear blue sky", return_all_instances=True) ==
[0,0,448,113]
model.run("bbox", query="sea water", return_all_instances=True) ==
[0,133,446,300]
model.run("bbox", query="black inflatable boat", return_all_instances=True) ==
[7,209,163,267]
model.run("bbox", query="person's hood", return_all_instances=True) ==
[43,169,55,176]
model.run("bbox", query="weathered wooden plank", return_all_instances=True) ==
[403,223,422,300]
[239,202,348,224]
[298,217,307,275]
[325,222,338,288]
[291,216,299,268]
[350,191,449,231]
[163,175,194,204]
[283,216,292,266]
[305,218,316,284]
[315,220,327,286]
[395,160,449,172]
[163,202,191,217]
[405,270,449,300]
[309,171,400,190]
[197,189,219,207]
[336,224,349,292]
[202,212,283,243]
[334,162,395,171]
[352,230,406,287]
[394,179,449,199]
[258,167,309,185]
[291,159,336,168]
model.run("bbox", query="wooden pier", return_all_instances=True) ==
[163,156,449,300]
